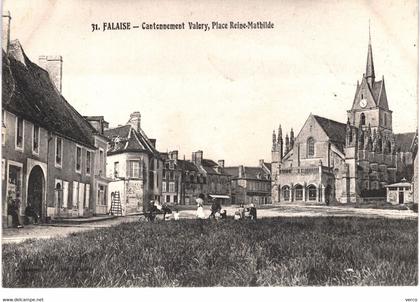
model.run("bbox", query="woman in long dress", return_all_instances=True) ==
[196,194,205,219]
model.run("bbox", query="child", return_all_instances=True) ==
[234,210,241,220]
[174,209,180,220]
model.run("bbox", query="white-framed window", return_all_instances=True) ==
[15,117,24,151]
[55,137,63,167]
[169,182,175,193]
[32,124,40,154]
[72,181,79,208]
[85,184,90,208]
[162,182,167,193]
[114,162,119,178]
[62,181,69,208]
[86,151,91,175]
[75,146,82,173]
[98,184,106,206]
[128,161,140,178]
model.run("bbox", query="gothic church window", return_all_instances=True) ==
[308,185,317,201]
[360,113,366,126]
[295,185,303,201]
[307,137,315,157]
[282,186,290,201]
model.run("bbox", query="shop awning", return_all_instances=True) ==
[209,194,230,199]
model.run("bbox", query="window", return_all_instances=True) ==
[308,185,317,201]
[166,195,170,203]
[99,149,104,175]
[86,151,91,175]
[55,181,62,208]
[114,162,119,178]
[169,182,175,193]
[307,137,315,157]
[128,161,140,178]
[16,117,23,150]
[384,113,387,127]
[32,124,40,154]
[55,137,63,167]
[174,196,178,204]
[295,185,303,201]
[163,169,166,179]
[76,146,82,172]
[162,182,167,193]
[98,185,106,206]
[360,113,366,126]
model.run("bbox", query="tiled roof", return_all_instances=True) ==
[2,41,97,148]
[104,124,160,156]
[313,115,346,151]
[394,132,416,153]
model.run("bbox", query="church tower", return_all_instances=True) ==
[347,25,393,136]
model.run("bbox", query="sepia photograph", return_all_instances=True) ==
[1,0,418,301]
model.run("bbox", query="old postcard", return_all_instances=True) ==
[1,0,418,301]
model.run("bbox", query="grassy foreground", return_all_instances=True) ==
[2,217,418,287]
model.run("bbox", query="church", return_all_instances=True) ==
[271,31,417,204]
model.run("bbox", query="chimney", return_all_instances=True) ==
[127,111,141,132]
[149,139,156,148]
[39,55,63,93]
[171,150,178,160]
[238,165,245,178]
[218,160,225,168]
[259,159,264,167]
[2,11,11,53]
[192,150,203,165]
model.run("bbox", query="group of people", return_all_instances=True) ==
[195,194,256,221]
[146,200,179,221]
[234,203,257,220]
[7,193,40,228]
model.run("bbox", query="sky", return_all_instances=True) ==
[3,0,418,166]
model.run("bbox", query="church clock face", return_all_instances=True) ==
[359,98,367,108]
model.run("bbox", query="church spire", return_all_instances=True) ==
[365,20,375,87]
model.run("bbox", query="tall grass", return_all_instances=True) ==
[2,217,417,287]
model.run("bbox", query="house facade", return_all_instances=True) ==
[2,13,109,226]
[105,112,163,215]
[271,30,417,204]
[225,159,272,205]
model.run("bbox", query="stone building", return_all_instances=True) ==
[271,30,417,204]
[161,150,202,205]
[225,159,271,205]
[104,112,163,215]
[2,12,110,226]
[190,151,231,204]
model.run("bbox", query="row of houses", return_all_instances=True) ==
[1,12,272,226]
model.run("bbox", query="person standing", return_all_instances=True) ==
[196,194,205,219]
[249,203,257,220]
[7,194,23,228]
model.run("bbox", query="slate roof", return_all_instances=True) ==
[394,132,416,153]
[224,166,270,180]
[104,124,160,156]
[313,115,347,151]
[2,40,97,148]
[177,159,199,172]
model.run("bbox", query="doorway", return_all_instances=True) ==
[398,191,404,204]
[27,166,45,221]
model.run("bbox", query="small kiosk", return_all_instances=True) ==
[385,179,413,205]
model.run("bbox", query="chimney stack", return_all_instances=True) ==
[259,159,264,167]
[218,160,225,168]
[127,111,141,132]
[192,150,203,165]
[2,11,11,53]
[149,139,156,148]
[238,165,245,178]
[39,55,63,93]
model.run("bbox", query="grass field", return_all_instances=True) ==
[2,217,418,287]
